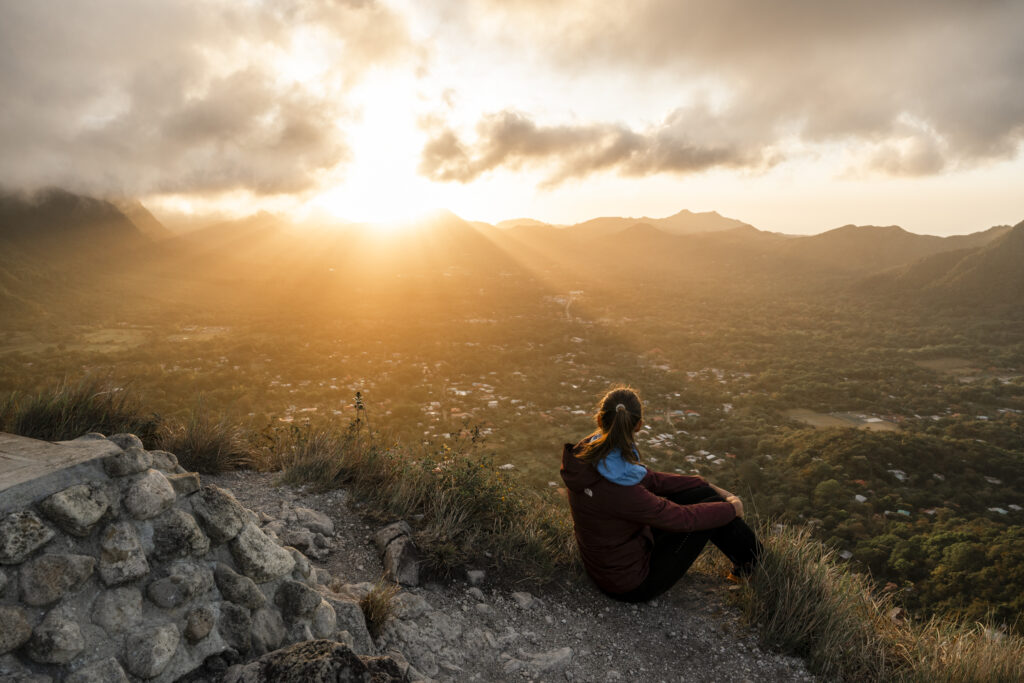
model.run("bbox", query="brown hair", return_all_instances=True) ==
[577,386,643,465]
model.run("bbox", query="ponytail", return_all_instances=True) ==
[578,387,643,465]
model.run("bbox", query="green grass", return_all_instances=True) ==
[0,377,160,444]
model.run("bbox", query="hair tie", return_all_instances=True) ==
[615,403,626,413]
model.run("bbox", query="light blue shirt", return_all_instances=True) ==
[596,446,647,485]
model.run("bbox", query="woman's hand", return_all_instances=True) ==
[726,495,744,518]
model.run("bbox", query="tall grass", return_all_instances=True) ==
[736,524,1024,682]
[0,377,161,444]
[158,398,254,473]
[257,420,577,581]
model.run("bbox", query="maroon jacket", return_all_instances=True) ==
[560,441,737,594]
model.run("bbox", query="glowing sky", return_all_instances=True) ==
[2,0,1023,235]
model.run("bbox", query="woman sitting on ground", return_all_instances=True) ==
[560,386,762,602]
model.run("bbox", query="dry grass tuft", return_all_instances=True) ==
[158,398,253,473]
[360,578,401,639]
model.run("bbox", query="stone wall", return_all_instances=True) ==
[0,433,377,682]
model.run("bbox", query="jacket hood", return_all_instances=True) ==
[560,442,603,492]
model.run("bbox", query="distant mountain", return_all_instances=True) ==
[878,221,1024,307]
[111,199,173,240]
[0,188,150,251]
[654,209,753,235]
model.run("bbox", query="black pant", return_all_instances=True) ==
[608,485,762,603]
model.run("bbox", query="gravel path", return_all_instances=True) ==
[205,471,815,682]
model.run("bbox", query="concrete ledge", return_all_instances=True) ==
[0,433,120,514]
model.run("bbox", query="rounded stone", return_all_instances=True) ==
[218,602,252,654]
[26,607,85,664]
[20,553,96,606]
[229,523,295,583]
[146,561,213,609]
[0,510,55,564]
[214,562,266,609]
[191,486,248,544]
[66,657,130,683]
[0,605,32,654]
[103,446,152,477]
[39,483,111,537]
[312,600,337,639]
[251,608,286,654]
[123,469,175,519]
[274,579,322,623]
[151,508,210,560]
[165,472,201,496]
[185,605,216,643]
[124,623,180,679]
[98,522,150,586]
[92,586,143,634]
[108,433,144,451]
[147,449,180,473]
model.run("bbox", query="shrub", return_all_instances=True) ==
[0,377,160,444]
[359,578,400,639]
[158,398,253,473]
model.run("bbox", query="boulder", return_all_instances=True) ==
[293,507,334,536]
[311,600,337,639]
[382,535,419,587]
[103,446,152,477]
[323,596,375,655]
[91,586,143,634]
[146,560,213,609]
[0,606,31,654]
[223,640,405,683]
[147,449,180,473]
[229,523,294,583]
[192,486,248,544]
[38,483,110,537]
[123,469,175,520]
[165,472,201,496]
[219,602,253,654]
[373,521,412,553]
[214,563,266,609]
[123,623,180,679]
[0,510,55,564]
[19,553,95,606]
[98,522,150,586]
[251,608,287,655]
[107,434,144,451]
[26,606,85,665]
[273,579,321,623]
[65,657,130,683]
[151,508,209,560]
[185,605,216,643]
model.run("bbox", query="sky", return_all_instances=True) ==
[1,0,1023,235]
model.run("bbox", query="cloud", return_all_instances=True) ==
[421,0,1024,180]
[419,107,776,185]
[0,0,413,197]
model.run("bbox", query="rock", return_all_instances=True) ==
[26,606,85,665]
[311,567,332,585]
[192,485,250,544]
[222,639,405,683]
[215,562,266,609]
[0,568,6,595]
[165,471,201,496]
[219,602,253,654]
[147,449,180,473]
[528,646,573,673]
[103,446,152,477]
[65,657,129,683]
[373,521,412,553]
[467,587,484,601]
[146,560,213,609]
[251,608,287,654]
[152,508,209,560]
[466,569,485,586]
[19,553,95,606]
[274,579,322,623]
[288,547,311,580]
[123,469,176,519]
[229,523,295,583]
[107,433,144,451]
[312,600,337,639]
[185,605,216,643]
[293,507,334,536]
[0,606,31,654]
[92,587,143,634]
[98,522,149,585]
[511,591,535,609]
[393,593,431,620]
[279,527,316,554]
[38,483,110,537]
[0,510,55,564]
[324,596,375,655]
[124,623,180,679]
[382,535,419,587]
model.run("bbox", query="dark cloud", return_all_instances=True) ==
[425,0,1024,179]
[0,0,412,196]
[419,108,774,185]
